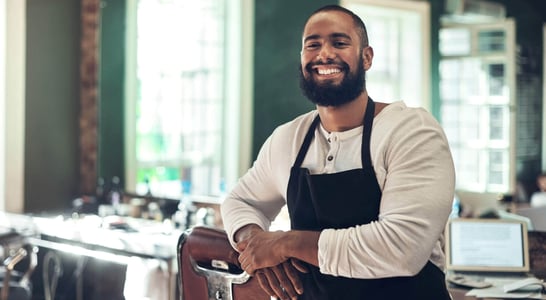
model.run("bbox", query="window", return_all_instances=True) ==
[341,0,431,109]
[439,20,516,194]
[124,0,252,198]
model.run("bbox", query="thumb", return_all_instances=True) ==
[235,240,248,252]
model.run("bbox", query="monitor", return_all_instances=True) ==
[445,218,530,273]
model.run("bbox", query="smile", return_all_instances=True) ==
[317,68,341,75]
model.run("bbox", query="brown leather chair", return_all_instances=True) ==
[177,226,269,300]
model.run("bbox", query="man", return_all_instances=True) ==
[221,4,455,300]
[530,172,546,207]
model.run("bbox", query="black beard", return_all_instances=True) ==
[298,56,366,107]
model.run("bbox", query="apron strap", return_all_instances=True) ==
[294,115,320,168]
[361,97,375,169]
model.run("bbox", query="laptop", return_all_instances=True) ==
[515,205,546,232]
[445,218,531,280]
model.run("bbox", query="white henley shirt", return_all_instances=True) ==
[221,101,456,279]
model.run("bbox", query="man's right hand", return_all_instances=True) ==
[255,258,308,300]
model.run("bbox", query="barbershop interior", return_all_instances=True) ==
[1,0,546,299]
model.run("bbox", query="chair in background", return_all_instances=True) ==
[528,231,546,280]
[177,226,269,300]
[0,230,37,300]
[515,205,546,232]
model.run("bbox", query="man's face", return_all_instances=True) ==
[299,11,370,107]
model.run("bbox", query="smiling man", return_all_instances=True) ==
[221,5,456,300]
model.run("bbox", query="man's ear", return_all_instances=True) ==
[362,46,374,71]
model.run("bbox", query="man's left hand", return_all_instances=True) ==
[236,230,288,275]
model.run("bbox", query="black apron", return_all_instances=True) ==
[286,97,450,300]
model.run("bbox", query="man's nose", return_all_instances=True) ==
[317,44,335,62]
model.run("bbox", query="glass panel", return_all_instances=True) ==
[440,28,471,56]
[134,0,226,197]
[456,148,481,188]
[441,104,460,145]
[460,58,481,100]
[487,63,505,96]
[488,106,505,141]
[488,150,505,185]
[460,105,480,141]
[478,30,505,53]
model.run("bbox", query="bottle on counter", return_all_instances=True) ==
[172,180,195,229]
[96,177,106,205]
[108,176,123,213]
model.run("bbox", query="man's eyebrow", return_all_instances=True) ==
[330,32,352,40]
[303,32,352,43]
[303,34,321,43]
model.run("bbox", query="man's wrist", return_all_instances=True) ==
[234,223,263,243]
[283,230,320,266]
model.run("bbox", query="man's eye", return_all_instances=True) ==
[334,41,348,47]
[305,43,320,49]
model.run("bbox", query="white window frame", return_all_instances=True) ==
[1,0,26,213]
[440,19,516,208]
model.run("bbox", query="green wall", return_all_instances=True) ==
[24,0,81,213]
[99,0,126,186]
[251,0,334,158]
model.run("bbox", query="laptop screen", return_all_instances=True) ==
[445,218,530,272]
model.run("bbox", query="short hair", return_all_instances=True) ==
[305,5,369,49]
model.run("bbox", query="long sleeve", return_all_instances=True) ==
[318,104,455,278]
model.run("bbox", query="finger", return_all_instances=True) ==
[262,267,287,300]
[256,269,276,298]
[246,265,256,276]
[238,254,254,275]
[235,240,248,252]
[290,258,309,273]
[272,265,298,300]
[240,262,256,276]
[283,261,303,295]
[238,252,246,267]
[243,257,257,275]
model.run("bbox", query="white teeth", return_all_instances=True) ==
[317,68,341,75]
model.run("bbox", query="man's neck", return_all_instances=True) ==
[316,92,368,132]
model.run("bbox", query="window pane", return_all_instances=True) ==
[440,28,471,56]
[489,106,506,141]
[134,0,226,197]
[478,30,505,53]
[488,150,505,185]
[488,63,505,96]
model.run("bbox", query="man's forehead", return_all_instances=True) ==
[302,11,356,40]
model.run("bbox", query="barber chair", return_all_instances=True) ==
[0,229,37,300]
[177,226,269,300]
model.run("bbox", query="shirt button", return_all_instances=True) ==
[327,138,331,143]
[327,155,334,161]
